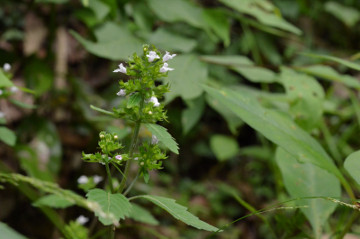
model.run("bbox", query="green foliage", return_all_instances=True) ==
[0,222,28,239]
[128,203,159,225]
[64,221,89,239]
[0,127,16,146]
[33,194,75,209]
[344,150,360,185]
[210,134,239,161]
[144,123,179,154]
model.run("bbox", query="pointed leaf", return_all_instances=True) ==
[344,150,360,185]
[210,134,239,161]
[0,222,28,239]
[144,123,179,154]
[86,189,131,225]
[33,194,75,208]
[302,53,360,71]
[128,203,159,225]
[0,70,13,87]
[0,127,16,146]
[135,195,219,231]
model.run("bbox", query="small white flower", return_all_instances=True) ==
[3,63,11,72]
[160,63,174,73]
[77,175,89,184]
[0,89,3,95]
[115,155,122,161]
[151,135,159,145]
[10,86,18,93]
[113,63,127,74]
[116,89,126,97]
[146,51,160,62]
[163,51,176,62]
[134,157,138,161]
[93,175,103,184]
[0,112,4,118]
[76,215,89,225]
[148,96,160,107]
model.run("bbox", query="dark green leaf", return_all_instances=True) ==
[33,194,75,208]
[144,123,179,154]
[128,203,159,225]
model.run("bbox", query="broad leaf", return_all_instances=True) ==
[0,70,13,87]
[203,85,347,187]
[303,53,360,71]
[128,203,159,225]
[0,222,28,239]
[134,195,219,231]
[210,134,239,161]
[276,148,340,237]
[86,189,131,225]
[165,55,208,101]
[144,123,179,154]
[202,9,230,46]
[0,127,16,146]
[325,1,360,27]
[344,150,360,185]
[71,22,142,60]
[33,194,75,208]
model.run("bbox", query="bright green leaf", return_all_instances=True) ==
[88,0,110,20]
[86,189,131,225]
[0,222,28,239]
[33,194,75,208]
[325,1,360,27]
[0,70,13,87]
[144,123,179,154]
[210,134,239,161]
[134,195,219,231]
[344,150,360,185]
[128,203,159,225]
[0,127,16,146]
[127,92,142,108]
[276,147,340,237]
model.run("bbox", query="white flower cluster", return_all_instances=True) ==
[77,175,103,184]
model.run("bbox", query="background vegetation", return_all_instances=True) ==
[1,0,360,238]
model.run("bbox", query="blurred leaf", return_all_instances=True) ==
[33,194,75,209]
[149,28,197,53]
[219,0,301,35]
[297,65,360,90]
[203,85,347,186]
[200,55,254,66]
[88,0,110,20]
[202,9,230,46]
[24,59,53,96]
[0,70,13,87]
[106,126,130,140]
[86,189,131,225]
[90,105,115,116]
[302,53,360,71]
[0,222,28,239]
[210,134,239,161]
[279,67,324,130]
[134,195,219,231]
[71,22,142,60]
[144,123,179,154]
[325,1,360,27]
[165,55,208,101]
[0,127,16,146]
[128,203,159,225]
[182,95,205,135]
[276,147,340,237]
[147,0,205,28]
[344,150,360,185]
[10,99,37,109]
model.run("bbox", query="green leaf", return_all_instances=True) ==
[203,85,347,186]
[165,55,208,102]
[325,1,360,27]
[182,96,205,135]
[0,222,28,239]
[297,65,360,90]
[0,70,13,87]
[128,203,159,225]
[10,99,37,109]
[127,92,142,108]
[202,9,230,46]
[71,22,142,60]
[200,55,254,67]
[302,53,360,71]
[33,194,75,208]
[344,150,360,185]
[276,147,340,237]
[219,0,301,35]
[210,134,239,161]
[88,0,110,20]
[134,195,219,231]
[144,123,179,154]
[279,67,324,130]
[148,28,197,53]
[0,127,16,146]
[90,105,116,116]
[147,0,205,29]
[86,189,131,225]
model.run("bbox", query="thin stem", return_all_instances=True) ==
[123,173,139,196]
[336,211,359,239]
[105,162,114,193]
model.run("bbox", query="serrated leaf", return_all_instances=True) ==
[127,92,142,108]
[33,194,75,208]
[203,85,348,188]
[276,147,340,237]
[0,70,13,87]
[344,150,360,185]
[0,222,28,239]
[210,134,239,161]
[128,203,159,225]
[302,53,360,71]
[144,123,179,154]
[135,195,219,231]
[0,127,16,146]
[86,189,131,225]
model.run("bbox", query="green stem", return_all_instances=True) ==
[105,162,114,193]
[118,96,145,192]
[123,173,139,196]
[336,211,359,239]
